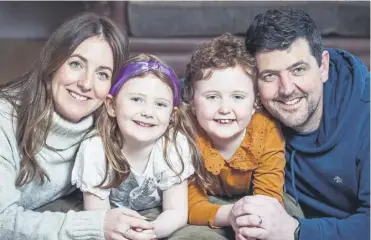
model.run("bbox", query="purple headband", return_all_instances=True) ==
[109,59,180,105]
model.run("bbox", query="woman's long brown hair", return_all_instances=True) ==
[0,12,128,187]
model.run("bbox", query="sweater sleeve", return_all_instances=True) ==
[188,182,221,227]
[298,133,370,240]
[252,119,285,204]
[0,126,106,240]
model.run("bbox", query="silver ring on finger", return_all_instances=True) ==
[257,215,263,227]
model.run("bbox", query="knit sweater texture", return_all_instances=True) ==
[0,99,106,240]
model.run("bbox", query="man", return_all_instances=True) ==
[230,8,370,240]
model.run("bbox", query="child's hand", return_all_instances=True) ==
[235,233,256,240]
[141,229,156,235]
[103,208,155,240]
[133,227,156,239]
[133,221,156,238]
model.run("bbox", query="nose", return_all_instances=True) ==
[140,102,154,118]
[218,99,232,115]
[278,72,295,96]
[77,71,93,92]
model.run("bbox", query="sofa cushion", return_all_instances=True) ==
[0,2,85,39]
[127,1,370,38]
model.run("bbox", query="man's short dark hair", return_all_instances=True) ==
[245,8,324,66]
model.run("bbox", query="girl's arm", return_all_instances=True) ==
[83,192,111,211]
[72,137,112,210]
[213,204,234,227]
[252,119,285,204]
[152,180,188,238]
[188,181,230,227]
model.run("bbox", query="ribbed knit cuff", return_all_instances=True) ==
[64,210,106,240]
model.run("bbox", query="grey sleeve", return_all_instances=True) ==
[0,127,106,240]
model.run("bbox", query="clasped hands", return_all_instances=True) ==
[104,208,157,240]
[228,195,299,240]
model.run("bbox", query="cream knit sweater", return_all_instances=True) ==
[0,99,105,240]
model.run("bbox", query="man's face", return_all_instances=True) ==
[256,38,329,133]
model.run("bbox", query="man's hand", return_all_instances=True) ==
[231,195,299,240]
[228,204,239,233]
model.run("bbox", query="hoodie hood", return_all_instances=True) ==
[283,48,370,153]
[283,48,370,206]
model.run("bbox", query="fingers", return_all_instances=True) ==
[236,214,262,227]
[141,229,155,234]
[232,196,275,219]
[239,227,268,240]
[120,208,147,219]
[232,203,261,217]
[236,233,247,240]
[108,232,129,240]
[236,234,256,240]
[124,228,156,240]
[241,195,279,205]
[123,216,154,230]
[236,233,256,240]
[133,228,155,234]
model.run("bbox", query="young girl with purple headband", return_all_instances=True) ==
[71,54,203,240]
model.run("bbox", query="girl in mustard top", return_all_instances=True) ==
[182,33,286,238]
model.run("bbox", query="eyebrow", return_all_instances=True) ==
[232,90,248,95]
[156,98,171,104]
[70,54,113,73]
[129,93,172,104]
[202,90,248,95]
[259,60,309,77]
[202,90,219,95]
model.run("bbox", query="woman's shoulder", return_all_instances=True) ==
[0,98,17,121]
[0,98,18,133]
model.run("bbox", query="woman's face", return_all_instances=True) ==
[51,36,114,122]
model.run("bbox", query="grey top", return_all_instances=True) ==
[0,99,105,240]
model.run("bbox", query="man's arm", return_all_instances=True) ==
[232,134,370,240]
[297,133,370,240]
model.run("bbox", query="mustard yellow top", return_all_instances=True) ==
[188,112,286,227]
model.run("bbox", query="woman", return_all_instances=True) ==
[0,12,154,240]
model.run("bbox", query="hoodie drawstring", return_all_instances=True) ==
[290,149,299,205]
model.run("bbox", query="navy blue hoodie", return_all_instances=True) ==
[284,49,370,240]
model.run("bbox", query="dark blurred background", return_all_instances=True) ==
[0,1,369,82]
